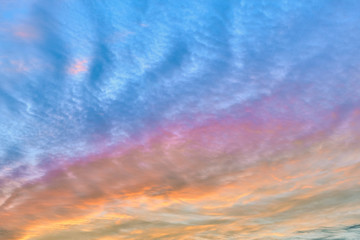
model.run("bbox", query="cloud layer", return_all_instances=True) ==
[1,0,360,239]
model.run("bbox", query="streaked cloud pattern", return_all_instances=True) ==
[1,0,360,239]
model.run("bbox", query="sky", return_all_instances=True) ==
[0,0,360,239]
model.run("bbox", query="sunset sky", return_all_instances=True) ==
[1,1,360,239]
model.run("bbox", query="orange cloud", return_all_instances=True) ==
[68,59,88,75]
[1,109,360,239]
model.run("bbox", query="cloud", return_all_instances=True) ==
[0,107,359,239]
[1,0,360,239]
